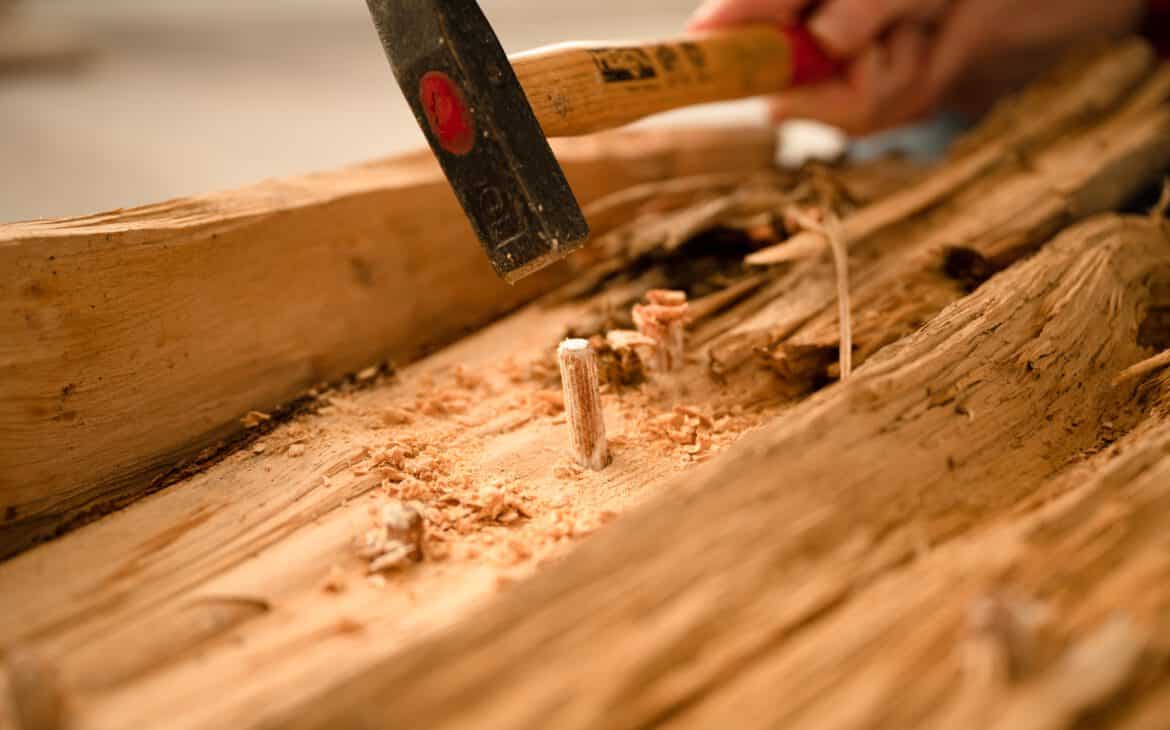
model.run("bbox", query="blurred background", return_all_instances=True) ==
[1,0,796,222]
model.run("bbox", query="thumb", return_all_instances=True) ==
[919,0,989,112]
[809,0,950,57]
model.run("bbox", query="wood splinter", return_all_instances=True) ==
[358,500,424,573]
[633,290,689,371]
[557,339,611,471]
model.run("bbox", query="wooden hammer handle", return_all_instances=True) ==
[512,25,838,137]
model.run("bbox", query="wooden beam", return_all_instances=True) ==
[283,213,1170,730]
[0,126,778,559]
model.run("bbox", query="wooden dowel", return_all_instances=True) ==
[557,339,610,471]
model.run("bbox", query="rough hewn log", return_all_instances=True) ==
[282,214,1170,729]
[2,44,1169,730]
[0,126,778,559]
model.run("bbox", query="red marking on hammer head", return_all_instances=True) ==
[419,71,476,156]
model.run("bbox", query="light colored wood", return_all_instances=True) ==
[745,38,1155,266]
[514,26,795,137]
[710,40,1169,375]
[0,270,791,730]
[0,125,779,559]
[281,213,1170,730]
[767,90,1170,383]
[2,43,1169,730]
[557,339,610,471]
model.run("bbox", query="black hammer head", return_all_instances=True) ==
[365,0,590,283]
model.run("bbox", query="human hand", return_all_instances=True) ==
[689,0,1148,134]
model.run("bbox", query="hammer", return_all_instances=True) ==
[365,0,838,283]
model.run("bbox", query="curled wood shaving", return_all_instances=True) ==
[785,207,853,380]
[633,290,690,372]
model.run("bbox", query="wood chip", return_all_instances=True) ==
[359,500,425,573]
[241,411,271,428]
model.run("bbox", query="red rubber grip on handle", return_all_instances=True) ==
[777,25,840,86]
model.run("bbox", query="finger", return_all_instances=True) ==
[688,0,808,31]
[920,0,989,108]
[809,0,948,57]
[768,44,886,133]
[768,24,932,135]
[869,24,933,128]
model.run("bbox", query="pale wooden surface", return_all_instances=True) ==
[2,42,1169,730]
[0,126,779,559]
[284,213,1170,730]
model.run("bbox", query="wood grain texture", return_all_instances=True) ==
[0,126,779,559]
[711,41,1168,376]
[3,41,1169,730]
[746,39,1155,266]
[283,213,1170,730]
[514,26,794,137]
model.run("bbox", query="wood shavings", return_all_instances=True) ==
[494,538,533,567]
[633,290,690,372]
[475,485,531,525]
[373,442,416,470]
[535,507,617,543]
[406,456,440,482]
[413,391,472,417]
[635,404,747,462]
[380,407,414,426]
[527,389,564,417]
[553,460,585,480]
[501,353,560,387]
[451,364,487,391]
